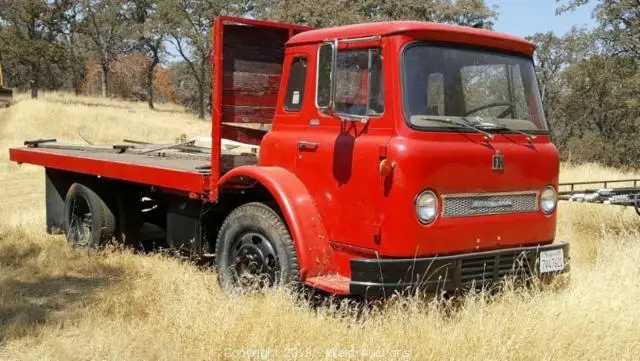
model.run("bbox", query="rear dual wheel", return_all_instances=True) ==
[63,183,116,248]
[215,202,300,290]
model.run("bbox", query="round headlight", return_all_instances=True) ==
[416,190,438,224]
[541,186,557,214]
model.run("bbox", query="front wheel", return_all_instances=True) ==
[215,202,300,291]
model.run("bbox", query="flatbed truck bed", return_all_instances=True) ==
[10,139,256,195]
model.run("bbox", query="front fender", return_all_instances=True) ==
[218,166,338,280]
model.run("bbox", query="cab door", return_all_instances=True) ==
[293,42,392,252]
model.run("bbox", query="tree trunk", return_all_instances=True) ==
[68,38,82,96]
[30,63,40,99]
[31,80,38,99]
[99,59,109,98]
[146,59,158,110]
[70,61,82,96]
[197,63,206,119]
[147,73,155,109]
[73,77,82,96]
[198,83,205,119]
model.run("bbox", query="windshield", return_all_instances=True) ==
[402,43,547,132]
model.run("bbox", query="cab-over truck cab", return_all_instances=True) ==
[9,17,569,296]
[255,20,569,295]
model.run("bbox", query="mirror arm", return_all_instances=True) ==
[328,39,338,114]
[335,112,370,124]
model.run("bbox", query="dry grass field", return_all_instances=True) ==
[1,93,639,360]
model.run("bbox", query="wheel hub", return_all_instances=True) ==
[230,232,279,286]
[68,198,93,247]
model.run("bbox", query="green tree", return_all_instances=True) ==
[50,0,87,95]
[249,0,496,28]
[527,28,594,143]
[529,15,639,165]
[158,0,233,119]
[0,0,66,91]
[558,0,639,57]
[126,0,165,109]
[527,32,565,120]
[539,1,640,166]
[560,56,640,165]
[78,0,130,97]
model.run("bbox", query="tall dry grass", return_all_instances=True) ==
[1,93,639,360]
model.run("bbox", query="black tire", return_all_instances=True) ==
[63,183,116,248]
[215,202,300,290]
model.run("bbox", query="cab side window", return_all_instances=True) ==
[316,48,384,117]
[284,57,307,111]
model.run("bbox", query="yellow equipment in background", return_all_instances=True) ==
[0,63,14,107]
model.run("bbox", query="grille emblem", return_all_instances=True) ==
[470,199,513,209]
[492,152,504,171]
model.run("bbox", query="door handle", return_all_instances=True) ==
[297,141,319,152]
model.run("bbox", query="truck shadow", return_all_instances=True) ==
[0,242,125,342]
[0,243,42,269]
[0,272,124,342]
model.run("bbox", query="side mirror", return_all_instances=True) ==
[316,40,337,114]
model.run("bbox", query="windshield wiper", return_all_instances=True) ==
[470,119,537,142]
[415,116,494,141]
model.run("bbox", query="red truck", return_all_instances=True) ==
[9,16,569,296]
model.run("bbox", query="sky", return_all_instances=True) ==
[486,0,597,37]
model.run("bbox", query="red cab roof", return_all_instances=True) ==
[287,21,536,56]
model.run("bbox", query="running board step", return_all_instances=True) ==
[305,274,350,295]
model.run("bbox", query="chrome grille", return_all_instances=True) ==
[442,192,538,218]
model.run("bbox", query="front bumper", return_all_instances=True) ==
[350,242,570,296]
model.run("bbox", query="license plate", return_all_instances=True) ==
[539,249,565,274]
